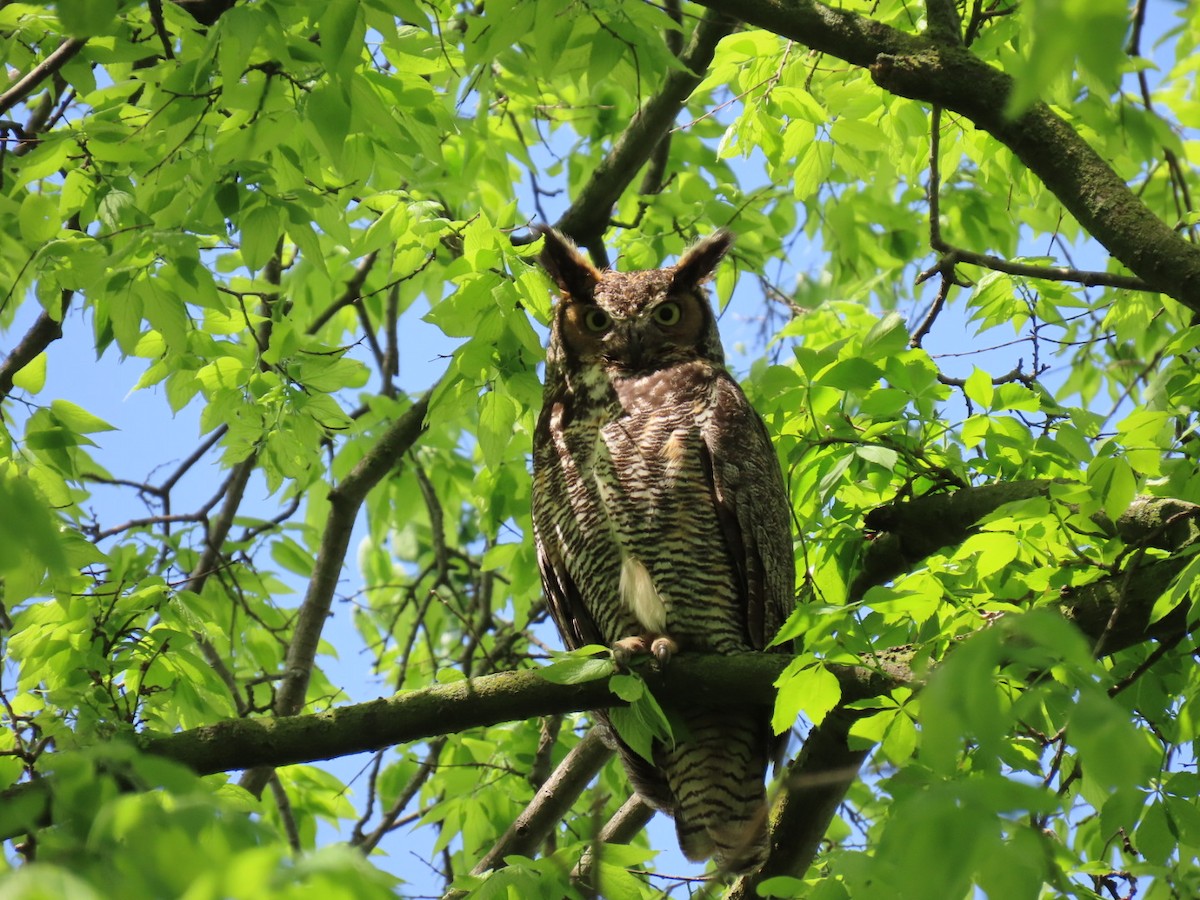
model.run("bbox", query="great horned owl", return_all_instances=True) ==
[530,227,795,872]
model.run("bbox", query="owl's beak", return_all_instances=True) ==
[608,326,652,371]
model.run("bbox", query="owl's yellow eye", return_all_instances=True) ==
[583,308,612,333]
[652,302,682,326]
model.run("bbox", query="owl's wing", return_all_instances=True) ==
[702,373,796,650]
[532,401,605,652]
[533,534,603,650]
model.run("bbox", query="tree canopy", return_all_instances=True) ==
[2,1,1199,898]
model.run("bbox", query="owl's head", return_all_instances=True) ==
[537,228,732,376]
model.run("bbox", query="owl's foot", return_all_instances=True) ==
[612,634,679,669]
[650,635,677,666]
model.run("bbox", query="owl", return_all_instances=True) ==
[530,227,795,873]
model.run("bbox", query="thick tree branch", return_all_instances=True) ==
[0,291,72,402]
[855,483,1200,602]
[220,654,885,781]
[853,479,1063,598]
[0,652,890,842]
[445,727,615,900]
[570,795,657,888]
[0,38,86,119]
[553,8,735,247]
[238,382,437,797]
[690,0,1200,312]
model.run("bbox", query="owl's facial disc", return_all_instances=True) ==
[560,292,707,374]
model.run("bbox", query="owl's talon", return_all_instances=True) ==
[612,636,649,667]
[612,634,678,669]
[651,636,678,667]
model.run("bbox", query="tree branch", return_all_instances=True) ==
[0,652,891,842]
[727,710,870,900]
[0,38,86,119]
[239,382,438,796]
[855,483,1200,603]
[553,7,735,246]
[570,795,657,888]
[446,727,615,899]
[921,245,1151,294]
[689,0,1200,312]
[853,479,1063,598]
[307,251,380,335]
[0,291,72,402]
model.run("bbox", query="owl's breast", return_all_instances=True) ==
[534,364,747,652]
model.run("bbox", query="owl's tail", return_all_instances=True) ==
[660,707,772,873]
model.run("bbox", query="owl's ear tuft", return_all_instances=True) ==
[673,229,734,289]
[536,226,601,299]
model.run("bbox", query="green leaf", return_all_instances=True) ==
[269,536,316,577]
[963,367,994,409]
[608,673,644,702]
[816,358,883,392]
[97,190,139,230]
[1008,0,1129,114]
[773,658,841,731]
[240,205,282,272]
[757,876,810,899]
[1137,800,1175,865]
[830,117,887,152]
[1070,689,1157,791]
[50,399,117,433]
[855,444,897,470]
[539,657,614,685]
[304,83,352,167]
[1150,552,1200,625]
[0,865,105,900]
[56,0,118,36]
[1086,453,1135,520]
[319,0,361,76]
[974,825,1049,900]
[958,531,1020,579]
[0,467,69,576]
[19,192,59,244]
[478,391,517,469]
[792,139,833,200]
[11,353,47,394]
[919,626,1005,775]
[860,312,908,359]
[608,674,673,763]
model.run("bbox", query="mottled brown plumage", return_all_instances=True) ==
[530,227,795,872]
